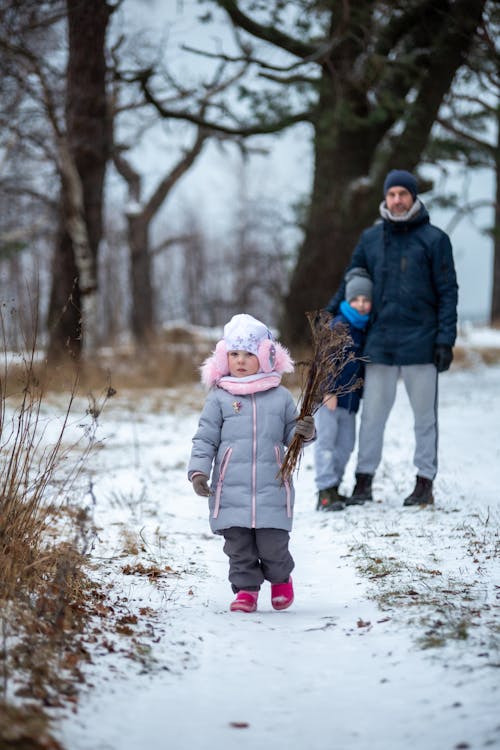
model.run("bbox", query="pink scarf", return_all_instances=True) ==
[217,372,282,395]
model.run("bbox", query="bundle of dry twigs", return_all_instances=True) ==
[279,310,363,482]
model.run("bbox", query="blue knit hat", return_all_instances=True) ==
[383,169,418,199]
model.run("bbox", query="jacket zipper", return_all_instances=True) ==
[251,395,257,527]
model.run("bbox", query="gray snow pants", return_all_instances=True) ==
[314,404,356,490]
[356,363,439,480]
[221,527,294,593]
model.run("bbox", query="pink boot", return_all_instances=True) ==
[271,577,294,610]
[230,590,259,613]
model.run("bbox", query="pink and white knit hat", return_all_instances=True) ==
[200,314,294,388]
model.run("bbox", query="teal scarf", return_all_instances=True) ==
[339,300,370,330]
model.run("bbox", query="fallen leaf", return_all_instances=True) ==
[357,618,371,628]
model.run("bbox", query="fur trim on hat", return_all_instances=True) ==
[272,341,294,375]
[200,340,228,389]
[200,339,294,389]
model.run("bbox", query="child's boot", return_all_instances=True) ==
[271,577,294,610]
[316,486,345,511]
[230,590,259,612]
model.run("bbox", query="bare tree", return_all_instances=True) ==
[0,0,113,359]
[0,1,63,344]
[162,172,293,330]
[46,0,112,360]
[112,127,207,343]
[138,0,490,343]
[110,46,256,344]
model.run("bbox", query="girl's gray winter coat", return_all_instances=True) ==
[188,386,298,534]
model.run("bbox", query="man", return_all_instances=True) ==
[326,169,458,506]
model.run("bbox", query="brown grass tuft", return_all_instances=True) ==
[0,320,108,746]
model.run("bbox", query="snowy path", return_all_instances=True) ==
[55,368,500,750]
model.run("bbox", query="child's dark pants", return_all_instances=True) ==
[222,527,294,592]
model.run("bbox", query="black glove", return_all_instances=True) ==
[191,474,210,496]
[295,415,315,441]
[434,344,453,373]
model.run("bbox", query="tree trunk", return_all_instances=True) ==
[281,60,381,343]
[47,0,110,360]
[491,105,500,324]
[128,214,154,342]
[46,207,82,360]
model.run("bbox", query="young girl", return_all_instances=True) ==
[188,314,315,613]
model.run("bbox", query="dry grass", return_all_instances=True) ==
[2,325,495,396]
[3,341,208,395]
[0,333,110,746]
[350,511,500,661]
[0,702,65,749]
[2,324,311,394]
[453,344,500,368]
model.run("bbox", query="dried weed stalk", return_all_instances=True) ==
[0,309,113,723]
[279,310,363,482]
[1,356,87,600]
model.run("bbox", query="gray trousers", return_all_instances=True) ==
[222,527,294,592]
[357,363,438,480]
[314,405,356,490]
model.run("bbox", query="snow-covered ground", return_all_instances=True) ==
[52,358,500,750]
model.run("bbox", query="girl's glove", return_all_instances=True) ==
[191,474,210,496]
[295,415,315,441]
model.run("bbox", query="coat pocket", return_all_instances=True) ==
[274,446,292,518]
[213,447,233,518]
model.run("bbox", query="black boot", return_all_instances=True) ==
[403,476,434,506]
[346,473,373,505]
[316,486,345,512]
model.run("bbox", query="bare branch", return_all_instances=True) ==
[436,116,496,153]
[446,198,496,235]
[112,149,141,203]
[0,38,64,138]
[143,127,208,222]
[140,75,310,136]
[259,71,319,86]
[182,42,324,75]
[213,0,317,60]
[151,234,196,256]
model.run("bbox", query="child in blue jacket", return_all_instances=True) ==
[315,268,372,511]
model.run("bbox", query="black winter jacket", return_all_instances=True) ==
[326,204,458,366]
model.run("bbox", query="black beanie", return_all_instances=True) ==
[383,169,418,199]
